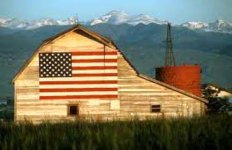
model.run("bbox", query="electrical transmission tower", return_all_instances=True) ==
[164,23,176,66]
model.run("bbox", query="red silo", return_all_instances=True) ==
[156,64,201,97]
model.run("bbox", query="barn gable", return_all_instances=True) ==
[13,24,207,122]
[12,24,119,82]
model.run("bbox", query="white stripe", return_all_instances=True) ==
[118,89,161,92]
[71,49,116,52]
[72,63,117,66]
[72,55,117,59]
[40,84,118,88]
[39,77,118,81]
[120,93,179,96]
[39,91,118,96]
[72,69,117,74]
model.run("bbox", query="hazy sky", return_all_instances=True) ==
[0,0,231,23]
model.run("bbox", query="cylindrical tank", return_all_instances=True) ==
[156,64,201,97]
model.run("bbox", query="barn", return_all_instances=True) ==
[12,24,207,123]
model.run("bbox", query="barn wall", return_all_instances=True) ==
[14,31,205,123]
[15,31,119,122]
[117,54,205,118]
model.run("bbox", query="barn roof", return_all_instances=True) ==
[12,24,207,103]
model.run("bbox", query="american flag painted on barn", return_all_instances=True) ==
[38,50,118,100]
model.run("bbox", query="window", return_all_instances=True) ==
[151,105,161,113]
[68,105,79,116]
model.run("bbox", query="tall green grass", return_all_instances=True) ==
[0,115,231,150]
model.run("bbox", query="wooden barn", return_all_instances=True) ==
[12,24,207,123]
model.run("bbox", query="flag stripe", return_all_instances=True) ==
[72,70,117,74]
[40,91,118,96]
[40,95,118,100]
[72,51,117,55]
[72,66,117,70]
[39,84,118,88]
[40,80,118,85]
[40,88,118,92]
[72,73,118,77]
[72,63,117,67]
[39,77,118,81]
[72,59,117,63]
[72,55,117,59]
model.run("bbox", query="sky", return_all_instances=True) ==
[0,0,232,24]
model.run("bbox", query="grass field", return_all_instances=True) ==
[0,115,231,150]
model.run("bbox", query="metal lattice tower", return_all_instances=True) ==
[164,23,176,66]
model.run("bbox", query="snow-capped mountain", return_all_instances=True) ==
[89,10,167,26]
[181,22,208,30]
[0,18,27,28]
[0,17,78,30]
[91,11,232,33]
[181,19,232,34]
[208,19,232,33]
[1,10,232,34]
[0,18,9,24]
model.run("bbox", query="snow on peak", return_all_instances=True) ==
[127,14,166,25]
[89,10,167,26]
[0,18,9,24]
[181,19,232,34]
[215,19,229,26]
[0,17,78,30]
[181,22,208,30]
[0,11,232,34]
[57,17,78,25]
[209,19,232,31]
[0,18,27,28]
[90,10,129,25]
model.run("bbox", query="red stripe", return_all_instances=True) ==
[72,51,117,55]
[40,80,118,85]
[72,59,117,63]
[72,73,118,77]
[72,66,117,70]
[40,88,118,92]
[40,95,118,100]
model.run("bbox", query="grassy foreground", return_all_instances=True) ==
[0,115,231,150]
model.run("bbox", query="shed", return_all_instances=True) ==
[12,24,207,123]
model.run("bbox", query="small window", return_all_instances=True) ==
[151,105,161,113]
[68,105,79,116]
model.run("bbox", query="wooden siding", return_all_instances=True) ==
[117,54,205,118]
[14,30,206,123]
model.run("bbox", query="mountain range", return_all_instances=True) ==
[88,10,167,26]
[0,17,78,30]
[0,11,232,98]
[1,10,232,34]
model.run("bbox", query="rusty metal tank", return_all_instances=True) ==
[156,64,201,97]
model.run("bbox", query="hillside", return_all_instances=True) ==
[0,24,232,97]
